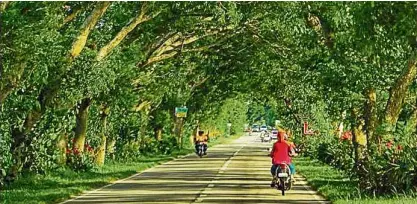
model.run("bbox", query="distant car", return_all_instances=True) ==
[252,125,260,132]
[270,130,278,140]
[260,125,267,132]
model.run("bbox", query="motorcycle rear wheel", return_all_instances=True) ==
[280,178,285,195]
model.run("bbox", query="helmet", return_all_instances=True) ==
[278,131,286,142]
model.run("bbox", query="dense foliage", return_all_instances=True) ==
[1,1,417,198]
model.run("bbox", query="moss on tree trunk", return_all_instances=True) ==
[8,109,42,178]
[74,98,91,152]
[351,108,367,167]
[383,58,417,140]
[155,128,162,141]
[364,88,378,151]
[106,137,116,160]
[175,117,185,148]
[56,133,68,165]
[96,104,109,166]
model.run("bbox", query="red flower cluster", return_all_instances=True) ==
[340,131,352,141]
[386,140,403,151]
[85,144,93,152]
[66,147,80,155]
[386,140,393,148]
[66,138,94,155]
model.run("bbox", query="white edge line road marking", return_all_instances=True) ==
[59,152,196,204]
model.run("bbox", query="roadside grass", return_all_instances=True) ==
[0,133,244,204]
[294,157,417,204]
[1,155,177,204]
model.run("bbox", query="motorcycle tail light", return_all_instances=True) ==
[279,164,287,169]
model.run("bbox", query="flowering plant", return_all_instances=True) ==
[66,139,96,172]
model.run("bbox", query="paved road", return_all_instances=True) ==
[62,133,329,204]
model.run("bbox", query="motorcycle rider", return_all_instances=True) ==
[284,131,297,182]
[194,130,209,155]
[260,130,266,141]
[269,131,296,187]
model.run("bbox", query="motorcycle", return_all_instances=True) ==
[196,142,205,158]
[273,163,292,195]
[260,131,268,142]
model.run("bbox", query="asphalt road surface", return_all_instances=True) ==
[61,133,329,204]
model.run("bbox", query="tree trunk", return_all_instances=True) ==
[0,86,13,105]
[363,88,378,149]
[8,109,42,178]
[56,133,68,166]
[96,104,109,166]
[139,111,149,149]
[106,137,116,160]
[74,98,92,152]
[351,108,367,167]
[336,110,347,138]
[175,117,184,148]
[96,3,152,61]
[0,2,9,12]
[382,57,417,139]
[413,97,417,136]
[155,128,162,141]
[407,96,417,145]
[190,120,199,146]
[69,2,110,59]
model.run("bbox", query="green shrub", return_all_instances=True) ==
[140,136,179,155]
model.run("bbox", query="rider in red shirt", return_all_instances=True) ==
[270,131,295,186]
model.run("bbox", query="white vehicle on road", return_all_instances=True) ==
[251,124,260,132]
[270,130,278,140]
[260,125,268,132]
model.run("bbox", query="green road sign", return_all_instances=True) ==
[175,107,188,118]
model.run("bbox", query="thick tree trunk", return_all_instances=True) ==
[155,128,162,141]
[74,98,92,152]
[96,104,109,166]
[351,108,367,168]
[351,107,369,190]
[382,58,417,139]
[352,107,372,190]
[363,88,378,149]
[56,133,68,165]
[8,109,42,178]
[175,117,185,148]
[106,137,116,160]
